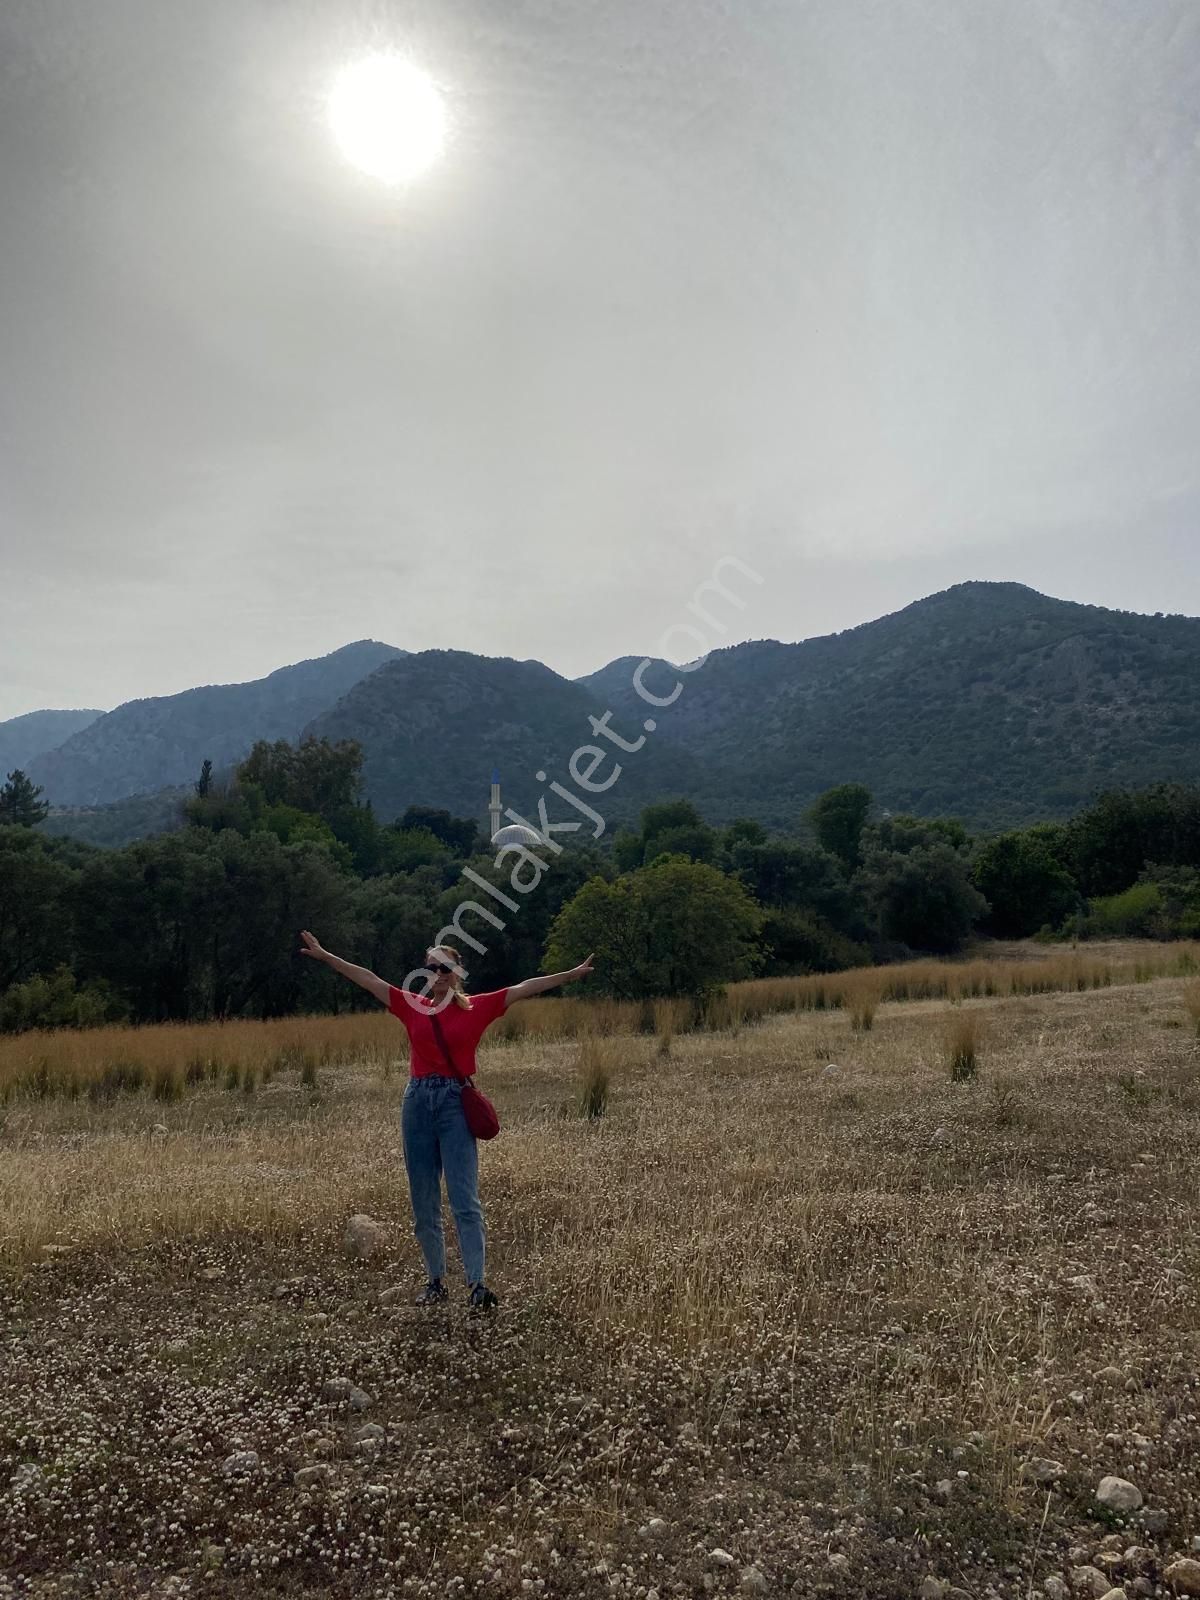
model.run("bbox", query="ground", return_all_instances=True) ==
[1,952,1199,1599]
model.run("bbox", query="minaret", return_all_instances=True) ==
[488,768,502,843]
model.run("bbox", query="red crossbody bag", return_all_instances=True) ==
[430,1012,501,1140]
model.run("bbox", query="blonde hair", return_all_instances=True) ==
[428,944,472,1010]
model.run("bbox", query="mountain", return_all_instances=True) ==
[0,708,103,777]
[32,585,1200,842]
[302,650,704,828]
[583,582,1200,828]
[29,641,404,807]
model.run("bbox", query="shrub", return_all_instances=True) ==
[151,1064,182,1102]
[0,969,127,1035]
[945,1011,981,1082]
[89,1059,146,1101]
[850,998,876,1032]
[578,1038,611,1120]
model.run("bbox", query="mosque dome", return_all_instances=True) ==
[491,823,543,850]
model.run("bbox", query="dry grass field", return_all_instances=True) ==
[2,943,1200,1600]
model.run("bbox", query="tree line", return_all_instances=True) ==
[2,749,1199,1032]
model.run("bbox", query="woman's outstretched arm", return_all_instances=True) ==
[299,930,392,1006]
[505,955,594,1007]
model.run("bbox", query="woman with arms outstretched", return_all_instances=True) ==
[299,931,593,1310]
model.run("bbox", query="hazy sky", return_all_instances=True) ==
[2,0,1198,720]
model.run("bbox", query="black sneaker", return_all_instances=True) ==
[467,1282,498,1313]
[415,1279,448,1305]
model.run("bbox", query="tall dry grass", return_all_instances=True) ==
[1184,978,1200,1037]
[944,1008,983,1081]
[2,941,1197,1106]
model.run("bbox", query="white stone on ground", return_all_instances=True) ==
[1096,1476,1143,1513]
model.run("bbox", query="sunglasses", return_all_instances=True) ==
[427,961,455,976]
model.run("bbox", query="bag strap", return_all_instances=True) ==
[429,1011,467,1084]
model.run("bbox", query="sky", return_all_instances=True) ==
[1,0,1198,720]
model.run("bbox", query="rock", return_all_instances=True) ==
[221,1450,259,1477]
[1023,1458,1066,1487]
[343,1213,384,1261]
[920,1578,947,1600]
[348,1386,372,1411]
[1071,1568,1113,1598]
[741,1568,768,1595]
[1122,1550,1154,1576]
[945,1589,973,1600]
[322,1377,352,1402]
[1044,1579,1068,1600]
[640,1518,667,1537]
[354,1423,385,1443]
[709,1549,735,1568]
[1097,1589,1128,1600]
[1095,1553,1124,1573]
[294,1464,332,1488]
[1164,1559,1200,1596]
[378,1286,406,1306]
[1139,1509,1169,1535]
[1096,1477,1143,1514]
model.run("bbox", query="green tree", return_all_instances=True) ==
[238,736,364,820]
[195,758,214,798]
[729,838,857,929]
[0,769,49,828]
[758,907,869,976]
[645,822,717,864]
[807,784,872,872]
[722,817,767,852]
[543,856,762,999]
[1066,784,1200,898]
[972,826,1079,937]
[398,806,479,856]
[856,839,988,954]
[0,829,77,987]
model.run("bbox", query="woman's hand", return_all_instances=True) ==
[505,955,595,1007]
[299,930,328,962]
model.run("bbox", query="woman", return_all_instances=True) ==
[299,931,593,1310]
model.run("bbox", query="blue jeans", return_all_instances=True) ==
[401,1075,486,1285]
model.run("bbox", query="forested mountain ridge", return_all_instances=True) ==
[302,650,705,829]
[25,641,404,807]
[23,583,1200,839]
[583,582,1200,828]
[0,708,103,777]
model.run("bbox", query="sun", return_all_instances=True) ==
[327,55,447,185]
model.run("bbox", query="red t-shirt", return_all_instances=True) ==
[387,986,509,1079]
